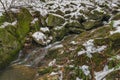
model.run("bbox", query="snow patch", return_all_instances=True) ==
[40,27,49,32]
[48,59,56,66]
[32,32,46,41]
[78,39,107,58]
[80,65,90,76]
[110,20,120,35]
[0,20,17,28]
[31,18,38,24]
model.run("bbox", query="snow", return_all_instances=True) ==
[0,20,17,28]
[110,20,120,35]
[76,77,83,80]
[95,64,120,80]
[69,65,74,68]
[95,65,119,80]
[51,44,63,50]
[31,18,38,24]
[50,72,58,76]
[48,59,56,66]
[59,71,63,80]
[32,31,46,42]
[78,39,107,58]
[80,65,90,76]
[70,41,77,45]
[40,27,49,32]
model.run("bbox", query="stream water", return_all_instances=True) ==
[0,41,62,80]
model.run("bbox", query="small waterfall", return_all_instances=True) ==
[12,41,62,67]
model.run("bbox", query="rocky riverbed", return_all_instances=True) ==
[0,0,120,80]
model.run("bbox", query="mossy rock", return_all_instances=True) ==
[111,13,120,20]
[51,26,68,41]
[0,8,33,69]
[46,13,65,27]
[65,20,83,28]
[16,8,32,41]
[83,20,102,30]
[0,28,21,69]
[30,19,40,32]
[109,33,120,47]
[38,67,53,75]
[68,27,85,34]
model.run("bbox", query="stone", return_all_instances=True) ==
[65,20,83,28]
[82,20,102,30]
[111,13,120,20]
[46,13,65,27]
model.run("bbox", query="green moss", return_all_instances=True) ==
[0,15,6,26]
[0,8,33,70]
[111,13,120,20]
[0,28,21,69]
[94,38,110,46]
[46,13,65,27]
[38,67,53,75]
[51,27,68,41]
[83,20,102,30]
[90,25,111,38]
[109,33,120,48]
[16,8,32,41]
[30,20,40,32]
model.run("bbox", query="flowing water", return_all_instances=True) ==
[0,41,62,80]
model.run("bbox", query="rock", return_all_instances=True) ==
[109,33,120,47]
[82,20,102,30]
[32,31,48,46]
[16,8,32,41]
[37,74,59,80]
[0,28,21,69]
[30,18,40,32]
[111,13,120,20]
[55,10,65,16]
[68,27,85,34]
[0,8,33,69]
[51,25,68,41]
[46,13,65,27]
[65,20,83,28]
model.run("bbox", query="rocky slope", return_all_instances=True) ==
[0,0,120,80]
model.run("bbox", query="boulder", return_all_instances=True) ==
[32,31,48,46]
[0,28,21,69]
[111,13,120,20]
[82,20,102,30]
[0,8,33,69]
[65,20,83,28]
[109,33,120,47]
[46,13,65,27]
